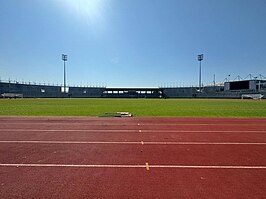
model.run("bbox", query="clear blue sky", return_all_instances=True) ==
[0,0,266,87]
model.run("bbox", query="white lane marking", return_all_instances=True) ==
[0,141,266,145]
[0,129,265,133]
[0,163,145,168]
[149,165,266,169]
[141,130,266,133]
[0,123,265,126]
[137,123,266,127]
[0,129,139,132]
[0,141,140,144]
[143,142,266,145]
[0,163,266,169]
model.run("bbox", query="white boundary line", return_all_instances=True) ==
[0,122,265,126]
[0,163,266,169]
[0,129,138,132]
[0,141,139,144]
[149,165,266,169]
[0,121,266,126]
[0,141,266,145]
[0,129,265,133]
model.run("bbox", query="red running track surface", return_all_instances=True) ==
[0,116,266,199]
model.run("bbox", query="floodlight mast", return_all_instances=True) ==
[62,54,67,93]
[198,54,203,92]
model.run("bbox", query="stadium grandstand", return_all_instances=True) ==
[0,75,265,99]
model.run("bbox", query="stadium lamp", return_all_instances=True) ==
[62,54,68,93]
[197,54,203,92]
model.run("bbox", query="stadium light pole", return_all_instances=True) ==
[62,54,67,93]
[197,54,204,92]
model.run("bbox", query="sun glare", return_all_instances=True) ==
[63,0,107,26]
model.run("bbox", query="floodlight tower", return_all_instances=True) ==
[197,54,204,92]
[62,54,67,93]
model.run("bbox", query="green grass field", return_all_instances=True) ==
[0,98,266,117]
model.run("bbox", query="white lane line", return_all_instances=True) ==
[0,129,265,133]
[0,163,145,168]
[0,123,265,127]
[0,163,266,169]
[0,129,139,132]
[0,141,266,145]
[142,130,266,133]
[149,165,266,169]
[138,123,266,126]
[144,142,266,145]
[0,141,140,144]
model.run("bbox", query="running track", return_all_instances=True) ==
[0,116,266,198]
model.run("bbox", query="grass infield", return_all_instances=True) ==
[0,98,265,117]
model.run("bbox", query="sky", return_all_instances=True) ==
[0,0,266,87]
